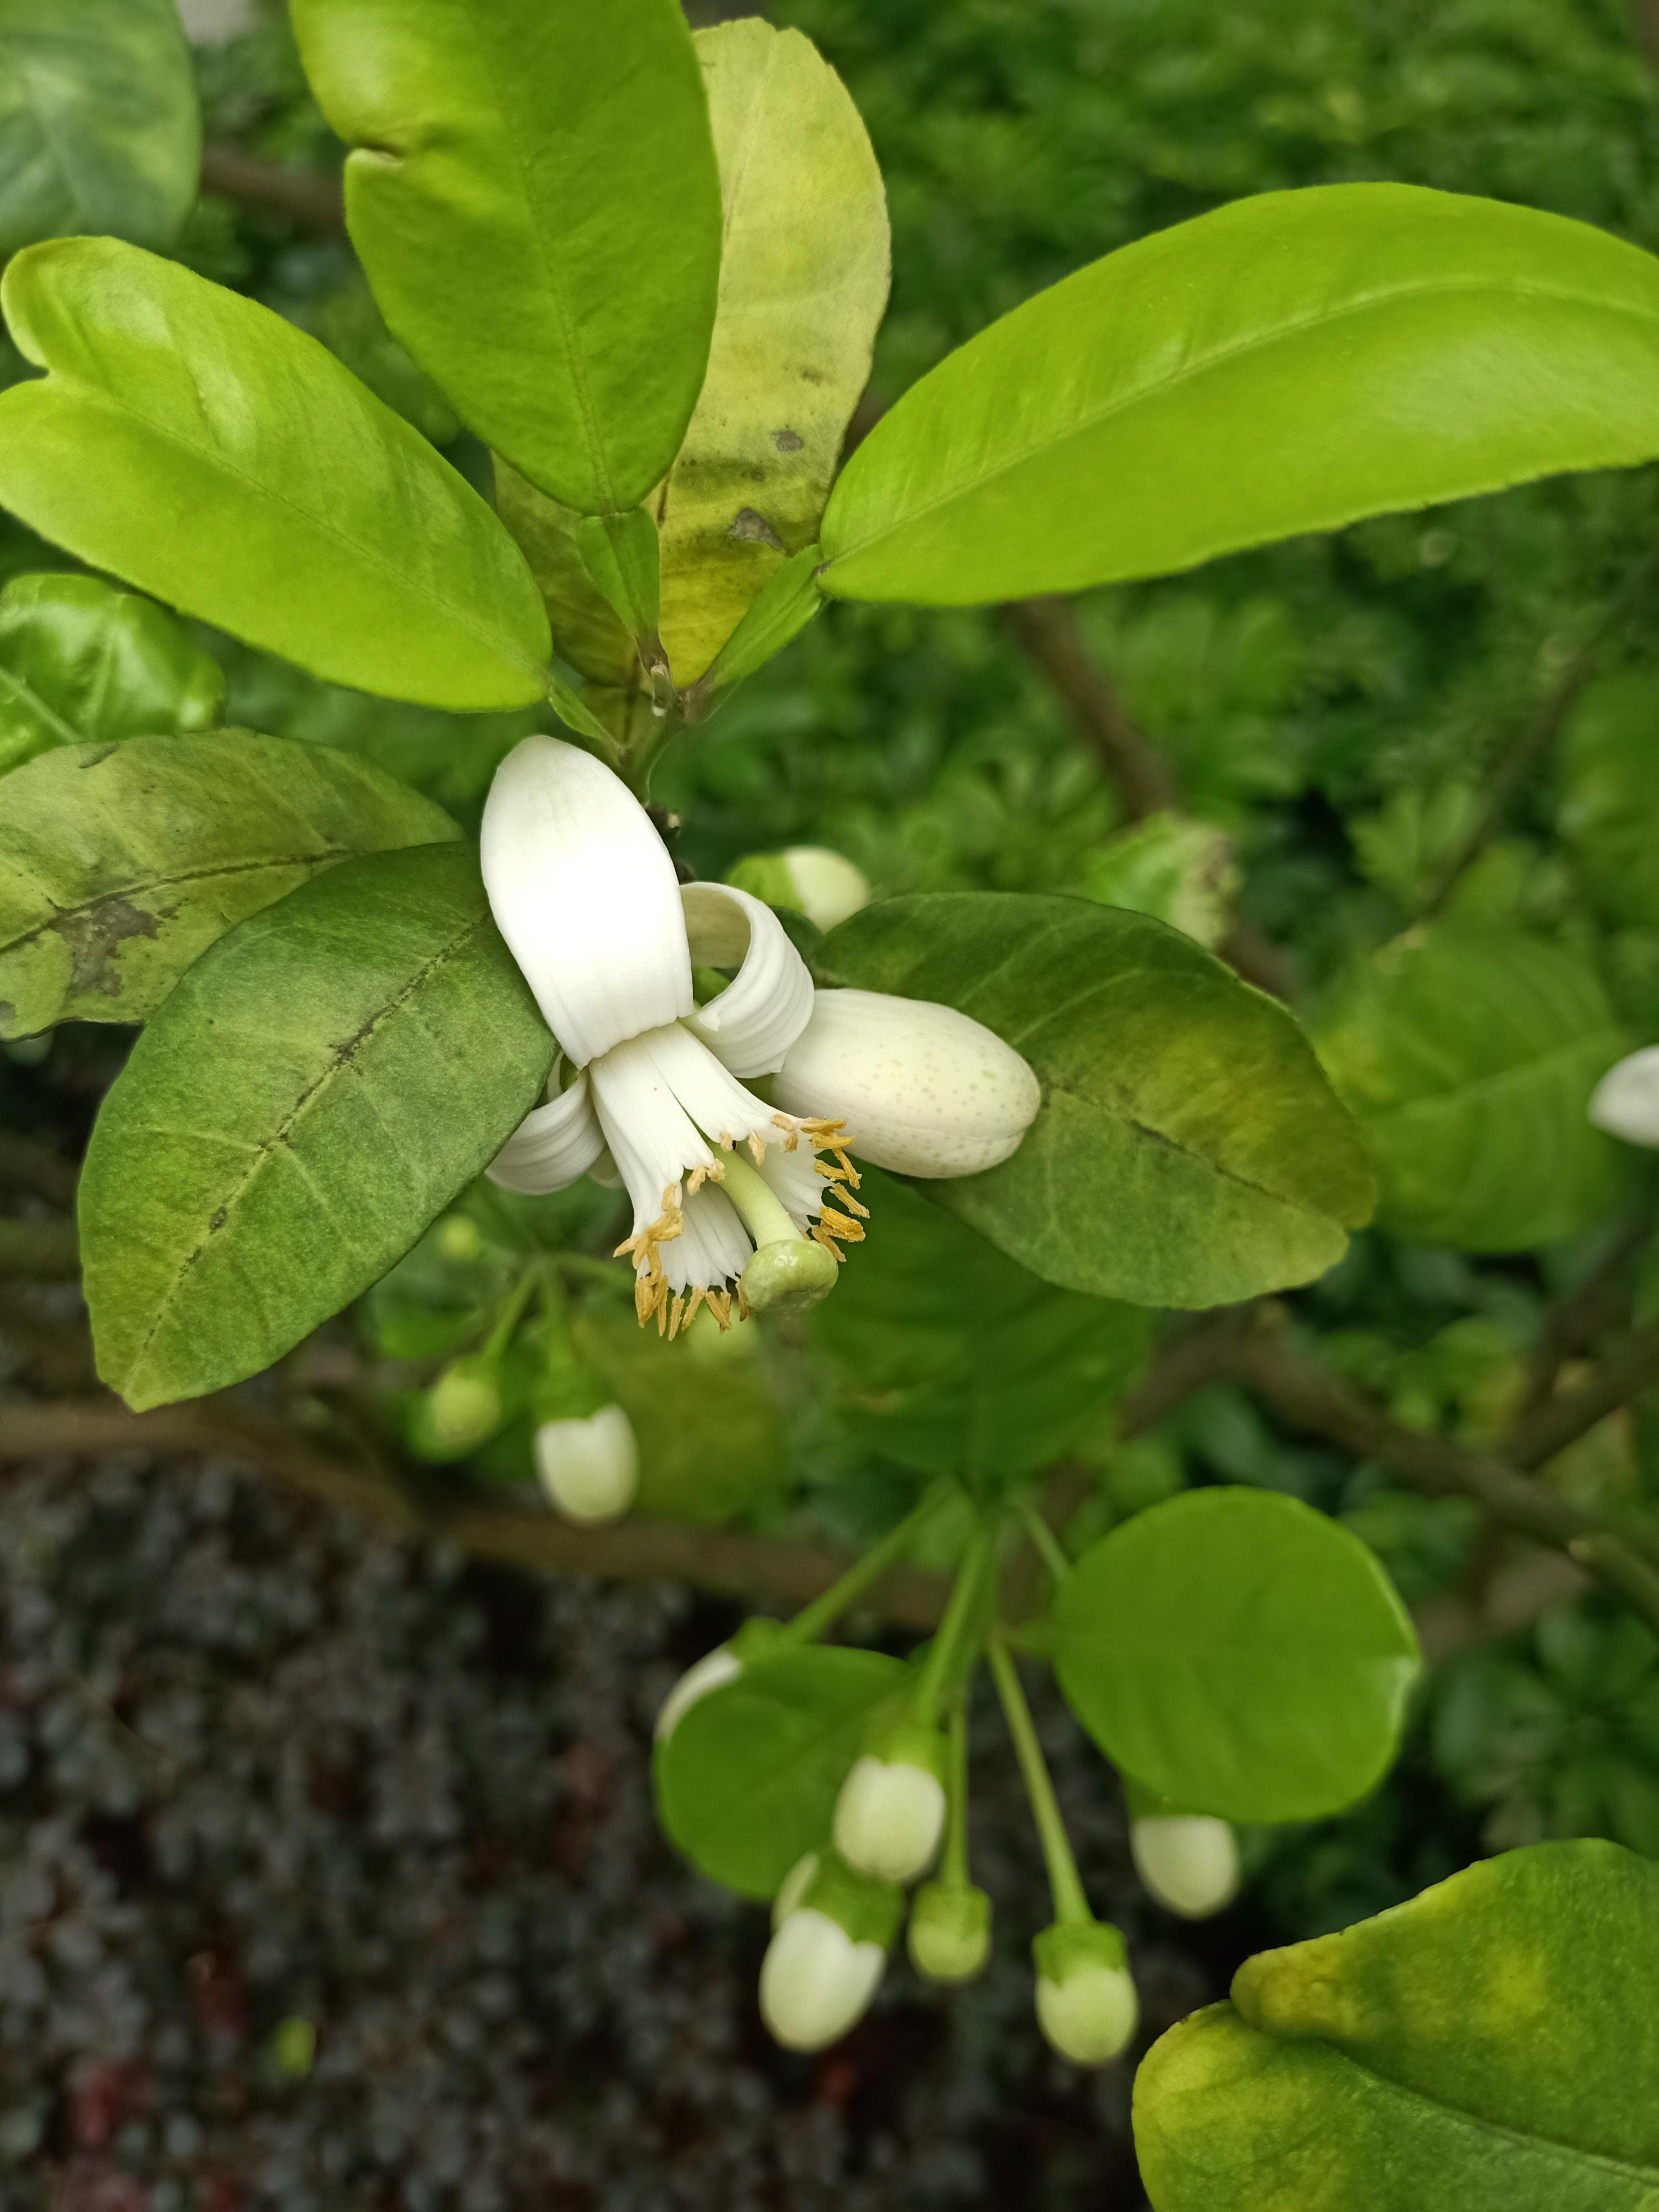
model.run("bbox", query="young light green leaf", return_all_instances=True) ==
[80,844,555,1411]
[493,461,637,688]
[656,1645,911,1898]
[1315,927,1629,1251]
[820,894,1375,1309]
[0,239,551,712]
[0,0,201,257]
[656,21,889,682]
[290,0,722,517]
[818,186,1659,605]
[0,572,224,777]
[1053,1488,1420,1823]
[1135,1841,1659,2211]
[694,545,826,700]
[576,510,661,641]
[0,733,459,1037]
[813,1170,1148,1485]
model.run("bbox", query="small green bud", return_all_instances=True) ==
[408,1354,504,1459]
[1032,1921,1138,2067]
[907,1882,992,1984]
[739,1234,839,1318]
[759,1853,904,2051]
[435,1213,486,1264]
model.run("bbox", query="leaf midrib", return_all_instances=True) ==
[827,273,1659,570]
[1352,1028,1626,1127]
[0,847,365,962]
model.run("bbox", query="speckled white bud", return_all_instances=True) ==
[1130,1815,1240,1919]
[1589,1047,1659,1148]
[774,989,1040,1178]
[534,1404,638,1525]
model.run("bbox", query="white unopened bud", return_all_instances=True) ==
[1033,1922,1138,2067]
[774,989,1040,1179]
[534,1403,638,1524]
[1589,1047,1659,1148]
[758,1855,902,2052]
[781,848,870,932]
[833,1725,949,1884]
[1130,1814,1240,1919]
[907,1882,992,1984]
[654,1645,742,1743]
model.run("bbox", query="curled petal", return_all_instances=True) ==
[681,883,815,1077]
[488,1070,606,1194]
[481,735,691,1067]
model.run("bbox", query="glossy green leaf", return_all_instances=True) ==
[0,238,550,711]
[0,0,201,256]
[492,462,636,688]
[573,1307,786,1526]
[80,844,554,1411]
[696,544,826,698]
[0,572,224,777]
[0,732,459,1037]
[291,0,722,517]
[576,510,660,641]
[1135,1841,1659,2211]
[1558,672,1659,932]
[818,185,1659,605]
[1315,927,1629,1251]
[656,20,889,682]
[813,1170,1148,1484]
[1053,1488,1420,1822]
[820,894,1374,1308]
[656,1645,910,1899]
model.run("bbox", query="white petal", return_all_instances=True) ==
[487,1070,605,1194]
[481,735,691,1067]
[1589,1047,1659,1148]
[534,1404,639,1524]
[587,1026,720,1231]
[681,883,815,1077]
[775,989,1040,1177]
[756,1142,830,1235]
[666,1183,751,1297]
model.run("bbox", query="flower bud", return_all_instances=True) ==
[534,1402,638,1524]
[774,990,1040,1179]
[653,1616,783,1744]
[435,1213,486,1264]
[727,847,871,933]
[1589,1047,1659,1148]
[410,1354,504,1459]
[771,1850,821,1932]
[907,1882,992,1984]
[759,1855,902,2052]
[1032,1921,1138,2067]
[833,1723,949,1884]
[1130,1813,1240,1919]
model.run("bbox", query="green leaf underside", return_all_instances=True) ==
[820,893,1374,1308]
[818,185,1659,605]
[0,571,225,777]
[292,0,722,518]
[656,1645,910,1898]
[813,1169,1148,1482]
[1135,1841,1659,2210]
[0,733,460,1036]
[0,239,550,712]
[0,0,201,258]
[654,20,889,684]
[80,844,554,1411]
[1053,1488,1420,1822]
[1315,926,1627,1251]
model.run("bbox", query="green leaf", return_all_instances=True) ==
[813,1169,1148,1485]
[817,185,1659,605]
[0,238,550,712]
[696,544,826,698]
[1558,672,1659,932]
[656,1645,910,1898]
[492,461,636,688]
[291,0,722,517]
[1053,1487,1420,1822]
[820,894,1375,1309]
[1077,813,1239,951]
[0,0,201,257]
[572,1306,786,1526]
[1134,1841,1659,2211]
[576,510,661,641]
[0,732,459,1037]
[1315,927,1629,1251]
[656,21,888,683]
[80,844,554,1411]
[0,572,224,776]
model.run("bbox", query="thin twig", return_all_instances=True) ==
[200,144,347,233]
[1519,1214,1653,1412]
[998,597,1178,820]
[1504,1318,1659,1472]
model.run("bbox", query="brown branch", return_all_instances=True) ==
[1519,1215,1652,1412]
[1636,0,1659,67]
[998,597,1178,820]
[200,144,346,234]
[1505,1318,1659,1472]
[0,1397,950,1628]
[0,1132,77,1208]
[0,1219,80,1281]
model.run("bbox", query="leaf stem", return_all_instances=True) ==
[912,1515,999,1727]
[482,1266,541,1360]
[781,1478,956,1647]
[987,1630,1092,1927]
[1019,1498,1072,1587]
[940,1694,973,1891]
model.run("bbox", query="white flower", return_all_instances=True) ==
[833,1743,948,1884]
[759,1908,886,2052]
[1130,1815,1240,1920]
[1032,1922,1138,2066]
[653,1644,743,1743]
[1589,1047,1659,1148]
[534,1403,639,1523]
[774,989,1040,1178]
[482,738,868,1333]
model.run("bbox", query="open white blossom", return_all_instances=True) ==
[482,737,868,1335]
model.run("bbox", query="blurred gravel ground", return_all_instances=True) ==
[0,1454,1221,2211]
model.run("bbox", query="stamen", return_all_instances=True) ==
[682,1286,706,1333]
[708,1288,732,1331]
[668,1292,686,1340]
[737,1286,752,1321]
[747,1133,765,1166]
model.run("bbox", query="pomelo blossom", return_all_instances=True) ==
[480,737,1040,1332]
